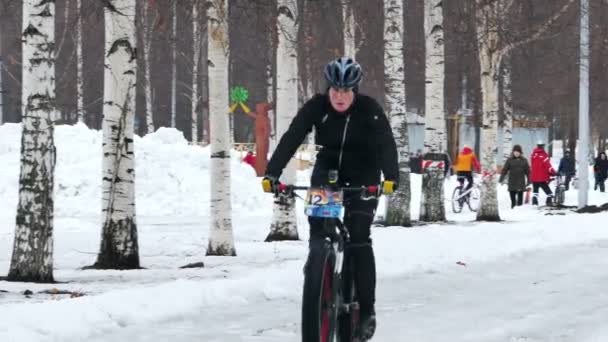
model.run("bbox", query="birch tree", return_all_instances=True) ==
[92,0,140,269]
[342,0,356,58]
[501,54,513,165]
[420,0,446,222]
[7,0,57,283]
[192,1,201,142]
[140,0,155,134]
[384,0,410,227]
[266,0,299,242]
[206,0,236,256]
[76,0,84,123]
[475,0,575,221]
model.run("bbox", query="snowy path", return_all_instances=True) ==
[85,242,608,342]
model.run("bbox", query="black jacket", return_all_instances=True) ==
[594,157,608,178]
[558,156,575,176]
[266,93,399,186]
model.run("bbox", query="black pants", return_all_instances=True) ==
[308,196,378,316]
[509,191,524,208]
[456,171,473,191]
[595,174,606,192]
[564,175,573,191]
[532,182,553,205]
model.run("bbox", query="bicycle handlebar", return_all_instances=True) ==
[277,183,381,195]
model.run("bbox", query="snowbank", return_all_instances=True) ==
[2,123,608,341]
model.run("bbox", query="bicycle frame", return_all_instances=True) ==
[453,182,480,201]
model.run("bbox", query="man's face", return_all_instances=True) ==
[329,87,355,113]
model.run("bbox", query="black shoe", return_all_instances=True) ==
[532,198,538,206]
[358,313,376,340]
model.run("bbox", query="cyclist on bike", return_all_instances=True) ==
[453,145,481,194]
[261,57,399,339]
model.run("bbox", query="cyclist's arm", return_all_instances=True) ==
[472,154,481,173]
[265,95,321,178]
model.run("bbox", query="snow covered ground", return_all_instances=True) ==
[1,123,608,341]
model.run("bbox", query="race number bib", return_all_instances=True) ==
[304,188,344,218]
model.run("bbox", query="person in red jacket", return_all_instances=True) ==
[530,141,556,205]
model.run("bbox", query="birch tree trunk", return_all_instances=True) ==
[266,0,299,242]
[76,0,84,124]
[475,0,501,221]
[384,0,410,227]
[266,13,276,150]
[170,0,177,128]
[342,0,356,58]
[7,0,57,283]
[206,0,235,256]
[142,0,154,134]
[192,2,201,143]
[421,0,446,222]
[266,53,275,149]
[501,54,513,165]
[93,0,140,269]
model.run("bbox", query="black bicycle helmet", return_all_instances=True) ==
[323,57,362,89]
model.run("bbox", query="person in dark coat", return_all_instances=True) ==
[499,144,530,208]
[558,150,576,190]
[594,152,608,192]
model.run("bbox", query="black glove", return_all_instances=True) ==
[261,174,280,193]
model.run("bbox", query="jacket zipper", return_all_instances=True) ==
[338,115,351,170]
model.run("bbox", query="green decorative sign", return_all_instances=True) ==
[229,86,250,113]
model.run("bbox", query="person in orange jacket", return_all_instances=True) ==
[453,145,481,193]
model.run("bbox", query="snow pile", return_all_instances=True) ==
[0,123,271,219]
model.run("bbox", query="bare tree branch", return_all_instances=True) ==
[499,0,576,59]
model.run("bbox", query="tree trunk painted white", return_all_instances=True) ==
[342,0,356,58]
[267,0,299,242]
[94,0,140,269]
[421,0,446,222]
[501,54,513,165]
[192,2,201,143]
[170,0,177,128]
[8,0,57,283]
[142,0,154,134]
[383,0,410,227]
[475,0,500,221]
[76,0,84,124]
[207,0,235,256]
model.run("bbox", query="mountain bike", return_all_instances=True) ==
[451,176,481,213]
[271,171,382,342]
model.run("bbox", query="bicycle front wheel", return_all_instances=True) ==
[467,187,481,212]
[302,242,337,342]
[452,187,464,213]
